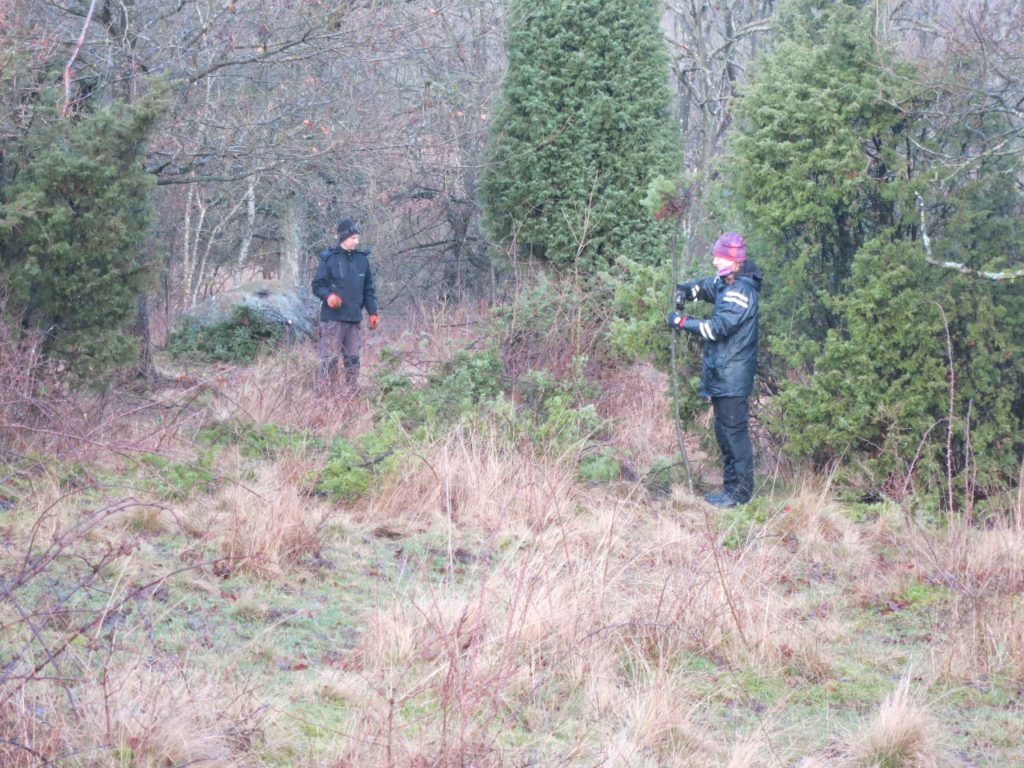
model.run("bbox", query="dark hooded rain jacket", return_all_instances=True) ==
[678,260,763,398]
[311,246,378,323]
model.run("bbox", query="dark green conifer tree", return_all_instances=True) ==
[1,93,163,381]
[722,0,1024,502]
[725,1,906,370]
[482,0,681,274]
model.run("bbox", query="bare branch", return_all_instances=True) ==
[60,0,99,118]
[915,192,1024,281]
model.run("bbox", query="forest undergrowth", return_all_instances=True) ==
[1,302,1022,768]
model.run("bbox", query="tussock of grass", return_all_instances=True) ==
[770,476,866,561]
[362,426,581,532]
[795,757,833,768]
[210,465,330,578]
[723,737,773,768]
[315,671,375,706]
[620,673,707,755]
[916,521,1024,683]
[624,530,834,678]
[841,676,946,767]
[932,592,1024,683]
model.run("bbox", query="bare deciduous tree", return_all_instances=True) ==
[663,0,774,267]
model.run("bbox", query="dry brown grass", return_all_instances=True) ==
[206,463,332,578]
[360,424,582,534]
[622,673,709,756]
[339,581,511,767]
[596,362,677,470]
[769,476,869,568]
[911,520,1024,683]
[0,296,75,458]
[69,657,265,767]
[0,695,63,767]
[618,513,834,679]
[8,297,1024,766]
[202,346,377,437]
[795,757,834,768]
[840,675,946,768]
[722,737,774,768]
[933,596,1024,684]
[1,297,218,463]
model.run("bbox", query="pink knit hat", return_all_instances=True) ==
[713,231,746,275]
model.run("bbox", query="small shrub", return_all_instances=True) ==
[166,305,283,363]
[314,428,399,502]
[643,455,688,496]
[374,345,504,431]
[516,367,609,450]
[316,447,373,501]
[577,448,621,483]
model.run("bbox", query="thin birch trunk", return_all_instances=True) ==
[191,191,247,305]
[234,177,258,287]
[279,192,305,291]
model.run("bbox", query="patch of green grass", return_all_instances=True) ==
[719,497,773,549]
[726,668,788,705]
[198,419,322,460]
[900,580,950,608]
[137,450,220,500]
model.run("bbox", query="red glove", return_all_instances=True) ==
[326,293,342,309]
[368,314,379,331]
[667,310,687,331]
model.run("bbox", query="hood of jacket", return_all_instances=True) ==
[735,258,763,291]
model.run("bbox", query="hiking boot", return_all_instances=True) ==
[705,492,748,508]
[704,491,731,505]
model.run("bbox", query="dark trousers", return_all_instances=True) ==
[318,320,361,386]
[711,396,754,502]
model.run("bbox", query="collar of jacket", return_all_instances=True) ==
[321,245,371,260]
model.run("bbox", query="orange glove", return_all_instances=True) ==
[326,293,342,309]
[368,314,379,331]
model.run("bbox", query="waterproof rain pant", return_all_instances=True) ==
[711,396,754,503]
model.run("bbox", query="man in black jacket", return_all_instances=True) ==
[668,232,763,507]
[311,219,379,388]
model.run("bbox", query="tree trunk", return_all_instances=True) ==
[279,192,305,291]
[234,177,257,286]
[132,292,155,380]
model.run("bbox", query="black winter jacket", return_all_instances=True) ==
[311,246,378,323]
[677,260,763,398]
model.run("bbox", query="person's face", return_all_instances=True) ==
[713,255,738,276]
[341,233,360,250]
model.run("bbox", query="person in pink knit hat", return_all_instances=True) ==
[667,232,763,507]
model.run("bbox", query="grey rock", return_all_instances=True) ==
[178,280,316,339]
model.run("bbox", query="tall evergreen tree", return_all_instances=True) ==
[0,93,163,382]
[721,0,1024,502]
[482,0,681,274]
[725,0,906,371]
